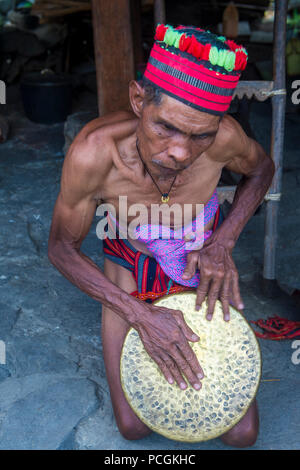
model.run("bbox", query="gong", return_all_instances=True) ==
[120,293,261,442]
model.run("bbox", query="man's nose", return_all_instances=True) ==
[167,136,192,165]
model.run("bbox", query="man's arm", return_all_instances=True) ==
[182,117,275,318]
[213,126,275,248]
[48,134,141,324]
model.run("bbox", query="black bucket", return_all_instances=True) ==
[20,70,72,124]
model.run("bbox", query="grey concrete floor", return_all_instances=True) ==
[0,93,299,450]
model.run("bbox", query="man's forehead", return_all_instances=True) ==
[150,93,220,133]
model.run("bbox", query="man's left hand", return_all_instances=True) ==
[181,238,244,321]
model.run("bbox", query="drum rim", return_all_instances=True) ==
[120,293,262,442]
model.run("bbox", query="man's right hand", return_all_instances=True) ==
[132,304,204,391]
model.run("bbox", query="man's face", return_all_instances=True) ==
[137,92,221,178]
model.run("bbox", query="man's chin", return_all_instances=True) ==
[160,168,179,176]
[153,162,184,176]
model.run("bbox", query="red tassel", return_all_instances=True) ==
[155,24,168,41]
[179,33,191,52]
[225,39,238,51]
[234,50,247,71]
[239,54,248,71]
[202,43,211,61]
[186,36,204,59]
[186,35,196,55]
[192,38,204,59]
[233,50,240,69]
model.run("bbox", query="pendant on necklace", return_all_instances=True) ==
[161,194,170,204]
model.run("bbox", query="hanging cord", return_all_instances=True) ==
[264,192,282,202]
[261,88,287,97]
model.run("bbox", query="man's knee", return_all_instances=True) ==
[116,412,152,441]
[221,398,259,448]
[243,427,259,447]
[221,422,259,448]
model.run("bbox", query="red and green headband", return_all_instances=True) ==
[143,24,248,116]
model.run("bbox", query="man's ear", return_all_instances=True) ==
[129,80,145,118]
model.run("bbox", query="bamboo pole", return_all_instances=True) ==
[263,0,288,282]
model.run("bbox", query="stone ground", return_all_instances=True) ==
[0,87,299,450]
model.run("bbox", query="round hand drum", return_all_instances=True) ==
[120,293,262,442]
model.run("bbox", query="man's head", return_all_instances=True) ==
[129,24,248,177]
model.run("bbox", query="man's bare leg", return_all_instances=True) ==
[220,399,259,447]
[101,257,152,440]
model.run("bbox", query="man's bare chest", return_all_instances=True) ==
[105,149,222,197]
[98,159,222,229]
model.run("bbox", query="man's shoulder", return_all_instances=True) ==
[213,114,250,160]
[70,110,136,153]
[65,110,137,175]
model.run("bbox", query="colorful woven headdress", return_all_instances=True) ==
[143,24,248,116]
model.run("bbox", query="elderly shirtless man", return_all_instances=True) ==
[48,25,274,447]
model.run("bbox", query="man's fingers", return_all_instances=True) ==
[231,271,244,310]
[169,345,202,390]
[139,331,177,386]
[195,277,210,311]
[174,310,200,342]
[172,312,204,385]
[151,352,175,385]
[206,275,223,320]
[182,252,199,280]
[138,319,201,390]
[220,273,231,322]
[159,350,188,390]
[178,342,204,382]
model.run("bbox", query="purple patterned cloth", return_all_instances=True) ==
[133,190,219,287]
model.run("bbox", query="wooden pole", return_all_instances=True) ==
[91,0,135,116]
[130,0,143,70]
[263,0,288,282]
[154,0,166,27]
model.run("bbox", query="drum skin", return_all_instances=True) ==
[120,293,262,442]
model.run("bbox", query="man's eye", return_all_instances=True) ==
[157,122,174,132]
[162,124,174,131]
[192,134,208,140]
